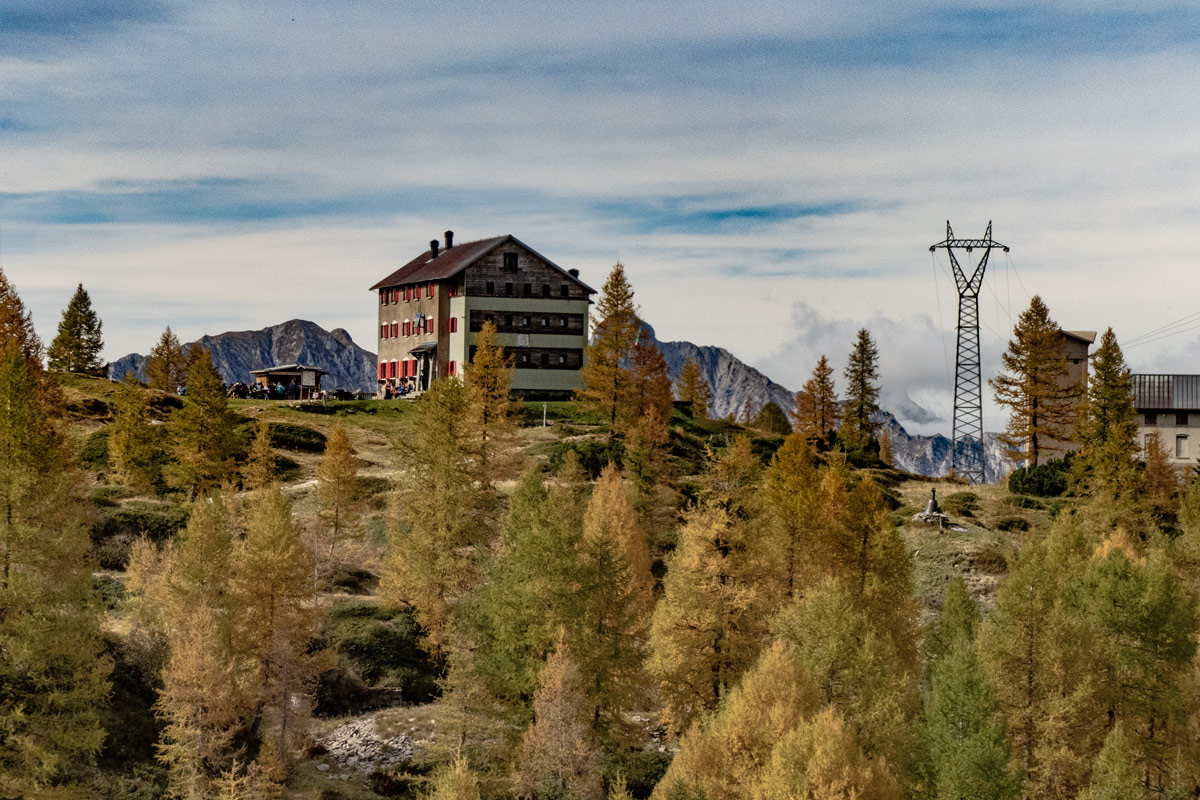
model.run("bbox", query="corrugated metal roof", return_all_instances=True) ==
[1131,374,1200,410]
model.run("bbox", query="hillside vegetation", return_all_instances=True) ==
[7,273,1198,800]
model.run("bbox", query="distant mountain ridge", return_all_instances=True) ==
[641,323,795,423]
[107,319,378,393]
[108,317,1010,481]
[646,323,1010,482]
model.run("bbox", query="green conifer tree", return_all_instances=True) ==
[0,351,110,795]
[753,401,792,435]
[1077,541,1196,786]
[924,638,1020,800]
[771,578,921,783]
[447,470,579,711]
[169,349,239,497]
[840,329,881,450]
[978,519,1098,798]
[923,576,980,679]
[1072,327,1141,501]
[46,283,104,374]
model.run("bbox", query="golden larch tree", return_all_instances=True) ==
[464,319,519,481]
[511,631,604,800]
[791,354,840,443]
[577,262,639,439]
[232,485,326,772]
[316,423,362,559]
[990,296,1081,467]
[676,356,711,420]
[146,325,190,392]
[0,350,110,796]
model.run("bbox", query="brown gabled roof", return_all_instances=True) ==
[368,234,596,294]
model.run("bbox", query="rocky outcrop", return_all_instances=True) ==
[107,319,378,393]
[316,717,413,773]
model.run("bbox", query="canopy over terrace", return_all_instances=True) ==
[248,364,327,400]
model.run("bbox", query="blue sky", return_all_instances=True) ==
[4,1,1200,434]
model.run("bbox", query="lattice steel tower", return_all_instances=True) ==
[929,221,1008,485]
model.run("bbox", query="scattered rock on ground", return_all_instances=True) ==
[317,717,413,773]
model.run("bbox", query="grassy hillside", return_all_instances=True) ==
[58,373,1056,799]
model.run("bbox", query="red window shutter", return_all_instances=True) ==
[378,362,385,379]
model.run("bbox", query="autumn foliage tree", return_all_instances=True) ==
[382,377,496,652]
[147,497,250,796]
[791,354,840,444]
[169,349,239,497]
[511,631,604,800]
[0,266,42,364]
[108,372,166,491]
[316,423,362,559]
[0,350,110,795]
[676,356,711,419]
[465,319,518,481]
[577,262,639,438]
[242,421,276,491]
[232,484,326,772]
[990,296,1081,467]
[146,326,190,392]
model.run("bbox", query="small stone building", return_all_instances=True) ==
[1131,374,1200,467]
[370,232,594,398]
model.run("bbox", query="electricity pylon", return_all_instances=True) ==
[929,221,1008,485]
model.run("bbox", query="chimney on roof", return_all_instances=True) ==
[430,239,439,258]
[444,230,454,249]
[568,268,580,278]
